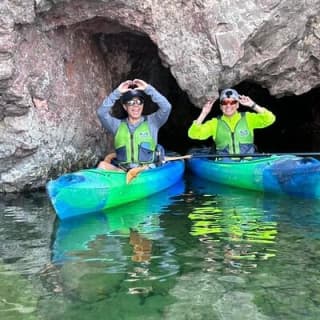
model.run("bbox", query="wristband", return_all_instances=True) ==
[251,103,256,110]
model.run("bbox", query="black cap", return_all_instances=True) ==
[120,90,145,104]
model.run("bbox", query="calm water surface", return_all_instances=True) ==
[1,174,320,320]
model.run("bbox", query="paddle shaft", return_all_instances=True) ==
[165,152,320,161]
[164,155,192,161]
[192,152,320,158]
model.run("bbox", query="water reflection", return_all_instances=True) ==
[129,230,153,263]
[161,177,320,320]
[52,180,185,300]
[0,192,55,320]
[0,192,55,274]
[2,176,320,319]
[187,177,279,274]
[184,175,320,301]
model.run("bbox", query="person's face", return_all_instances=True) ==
[220,98,239,117]
[123,98,144,120]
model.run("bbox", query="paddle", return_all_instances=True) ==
[126,165,149,184]
[164,155,192,161]
[126,155,193,183]
[127,151,320,183]
[164,152,320,160]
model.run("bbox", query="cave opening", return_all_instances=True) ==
[95,31,320,155]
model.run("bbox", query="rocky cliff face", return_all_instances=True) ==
[1,0,320,192]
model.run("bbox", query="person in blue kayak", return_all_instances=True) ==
[97,79,171,171]
[188,88,276,154]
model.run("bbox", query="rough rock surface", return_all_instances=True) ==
[1,0,320,192]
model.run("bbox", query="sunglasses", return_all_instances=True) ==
[125,98,144,107]
[221,99,238,106]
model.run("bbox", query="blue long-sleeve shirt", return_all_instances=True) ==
[97,85,171,143]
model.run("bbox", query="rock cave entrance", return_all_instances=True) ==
[95,31,320,155]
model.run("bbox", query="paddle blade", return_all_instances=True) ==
[104,152,117,163]
[126,166,148,184]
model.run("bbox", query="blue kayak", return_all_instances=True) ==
[52,180,185,263]
[187,154,320,199]
[47,160,185,220]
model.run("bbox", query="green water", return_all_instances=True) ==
[1,175,320,320]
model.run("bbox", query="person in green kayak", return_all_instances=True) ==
[97,79,171,171]
[188,88,276,155]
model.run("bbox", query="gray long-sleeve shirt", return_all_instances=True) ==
[97,85,172,143]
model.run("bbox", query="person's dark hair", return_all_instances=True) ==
[120,90,145,104]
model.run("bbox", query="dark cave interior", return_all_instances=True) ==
[97,31,320,155]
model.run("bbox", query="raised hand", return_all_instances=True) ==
[238,95,255,108]
[118,80,133,93]
[194,98,216,125]
[132,79,148,91]
[202,99,215,116]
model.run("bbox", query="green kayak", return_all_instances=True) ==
[47,160,185,220]
[187,154,320,199]
[52,180,185,263]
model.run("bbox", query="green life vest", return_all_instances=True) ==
[114,120,157,164]
[215,113,255,154]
